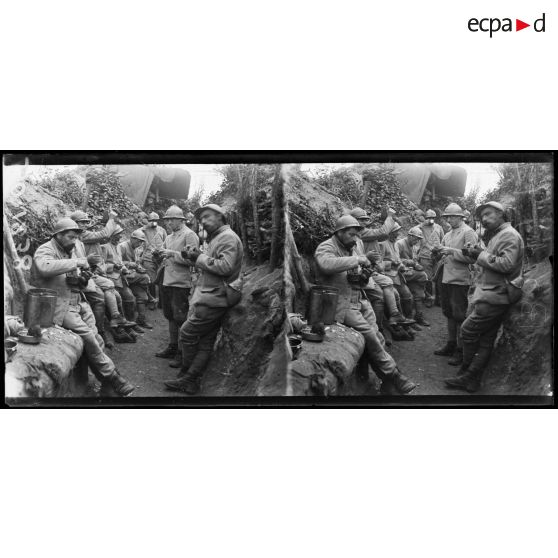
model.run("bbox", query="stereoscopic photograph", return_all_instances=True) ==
[3,154,554,404]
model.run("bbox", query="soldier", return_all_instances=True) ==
[30,218,135,396]
[419,209,445,306]
[445,202,524,392]
[312,215,417,395]
[101,226,145,336]
[349,207,409,335]
[394,226,431,327]
[141,212,167,306]
[70,212,133,346]
[155,205,200,368]
[118,229,153,330]
[69,209,126,345]
[433,203,478,367]
[164,204,243,395]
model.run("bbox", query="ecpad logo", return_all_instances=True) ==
[468,13,546,37]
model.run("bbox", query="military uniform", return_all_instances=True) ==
[177,224,243,389]
[456,222,524,389]
[315,235,400,383]
[31,238,128,391]
[160,223,200,347]
[141,224,167,282]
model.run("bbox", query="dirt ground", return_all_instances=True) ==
[104,307,180,397]
[387,304,458,395]
[104,302,456,397]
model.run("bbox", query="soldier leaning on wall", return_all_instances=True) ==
[30,218,135,396]
[164,204,244,395]
[445,201,525,393]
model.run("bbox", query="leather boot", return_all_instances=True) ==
[164,354,207,394]
[384,322,413,341]
[383,368,417,395]
[414,300,431,327]
[100,372,135,396]
[175,342,199,377]
[155,344,179,358]
[136,301,153,329]
[448,347,463,366]
[402,324,416,339]
[122,300,137,323]
[128,328,139,340]
[112,326,135,343]
[164,373,201,395]
[99,330,114,350]
[401,298,415,322]
[131,324,145,334]
[434,340,457,356]
[444,367,482,393]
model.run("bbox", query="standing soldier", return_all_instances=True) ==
[164,204,243,395]
[395,226,431,327]
[433,203,478,367]
[419,209,445,306]
[445,202,524,392]
[155,205,199,368]
[312,215,417,395]
[118,229,153,330]
[31,218,135,396]
[141,212,167,307]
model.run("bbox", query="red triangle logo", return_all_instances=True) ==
[516,19,530,31]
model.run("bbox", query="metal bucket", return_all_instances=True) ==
[23,288,58,329]
[308,286,339,325]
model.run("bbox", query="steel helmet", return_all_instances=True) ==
[131,229,146,242]
[442,203,465,217]
[195,203,226,219]
[425,209,437,218]
[349,207,371,221]
[334,215,363,233]
[408,226,424,239]
[52,218,82,236]
[148,212,160,221]
[111,225,124,237]
[163,205,186,220]
[69,210,90,222]
[390,222,402,233]
[475,201,505,217]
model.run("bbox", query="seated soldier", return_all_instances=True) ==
[350,207,412,338]
[314,215,417,395]
[394,226,431,327]
[31,218,135,396]
[101,227,146,335]
[118,229,153,329]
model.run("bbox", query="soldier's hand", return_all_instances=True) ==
[108,209,118,219]
[365,250,381,263]
[357,255,371,267]
[76,258,89,269]
[185,246,202,262]
[87,254,102,266]
[113,263,123,270]
[467,245,483,259]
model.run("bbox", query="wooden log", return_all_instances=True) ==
[251,165,263,263]
[3,210,28,298]
[285,218,309,296]
[269,165,284,270]
[236,165,249,253]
